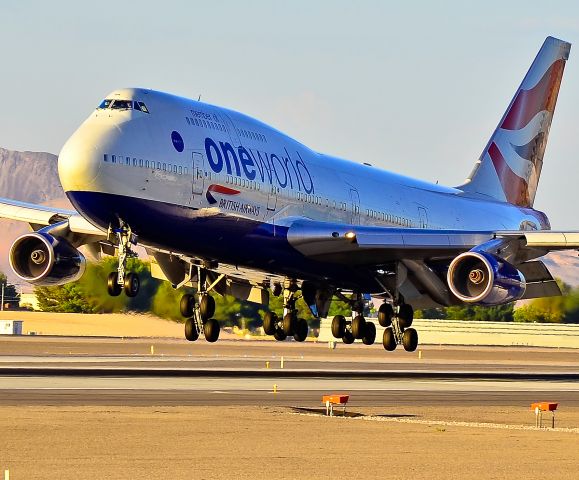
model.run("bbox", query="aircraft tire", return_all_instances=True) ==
[123,272,140,298]
[351,315,366,339]
[402,328,418,352]
[398,304,414,329]
[180,294,195,317]
[293,318,308,342]
[200,295,216,321]
[383,327,397,351]
[273,329,287,341]
[107,272,122,297]
[204,318,220,343]
[263,312,278,335]
[184,318,199,341]
[342,330,355,344]
[362,321,376,345]
[331,315,346,338]
[282,313,296,336]
[378,303,394,327]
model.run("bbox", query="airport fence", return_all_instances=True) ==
[318,318,579,348]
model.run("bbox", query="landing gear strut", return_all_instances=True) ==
[381,301,418,352]
[107,222,140,297]
[181,266,222,343]
[261,279,308,342]
[331,293,375,346]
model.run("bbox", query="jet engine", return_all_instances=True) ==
[447,251,525,305]
[9,232,86,286]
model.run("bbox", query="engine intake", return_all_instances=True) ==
[9,232,86,286]
[447,251,525,305]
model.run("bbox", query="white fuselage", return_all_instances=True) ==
[58,88,549,246]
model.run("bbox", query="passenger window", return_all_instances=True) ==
[178,166,182,174]
[111,155,116,163]
[137,102,149,113]
[103,154,109,162]
[132,158,137,166]
[173,165,177,173]
[162,163,167,171]
[126,157,131,165]
[157,162,161,170]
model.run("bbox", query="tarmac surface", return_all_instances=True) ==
[0,336,578,407]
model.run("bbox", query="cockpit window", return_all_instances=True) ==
[110,100,133,110]
[98,99,113,109]
[137,101,149,113]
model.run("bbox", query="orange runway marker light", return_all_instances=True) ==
[531,402,558,428]
[323,394,349,416]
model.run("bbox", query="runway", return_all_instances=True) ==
[1,336,579,480]
[0,336,578,407]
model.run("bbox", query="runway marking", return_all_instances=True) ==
[289,411,579,434]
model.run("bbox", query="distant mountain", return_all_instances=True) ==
[0,147,578,289]
[0,148,64,203]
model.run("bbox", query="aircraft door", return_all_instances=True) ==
[267,185,278,211]
[192,152,205,195]
[350,188,361,225]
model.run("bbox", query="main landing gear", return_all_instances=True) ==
[262,280,309,342]
[180,267,221,343]
[331,293,376,346]
[331,297,418,352]
[106,222,141,298]
[377,302,418,352]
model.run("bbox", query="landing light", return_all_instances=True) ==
[345,231,356,240]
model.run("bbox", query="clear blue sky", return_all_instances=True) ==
[1,0,579,227]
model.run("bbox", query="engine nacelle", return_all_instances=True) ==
[9,232,86,286]
[447,251,525,305]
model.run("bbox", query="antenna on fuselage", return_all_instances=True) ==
[198,94,202,101]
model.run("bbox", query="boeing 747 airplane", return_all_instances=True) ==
[1,37,577,351]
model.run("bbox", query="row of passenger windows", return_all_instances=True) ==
[366,208,411,227]
[237,128,267,143]
[225,175,260,191]
[103,154,188,175]
[185,116,226,132]
[98,99,150,113]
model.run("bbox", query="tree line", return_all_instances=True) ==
[4,259,579,325]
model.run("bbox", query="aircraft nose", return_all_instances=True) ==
[58,120,114,192]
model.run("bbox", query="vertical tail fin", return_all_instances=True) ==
[459,36,570,207]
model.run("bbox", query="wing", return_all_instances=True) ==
[0,196,106,244]
[287,220,579,263]
[286,219,579,305]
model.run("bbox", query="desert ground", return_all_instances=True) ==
[0,405,578,480]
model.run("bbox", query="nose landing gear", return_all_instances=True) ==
[106,222,141,298]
